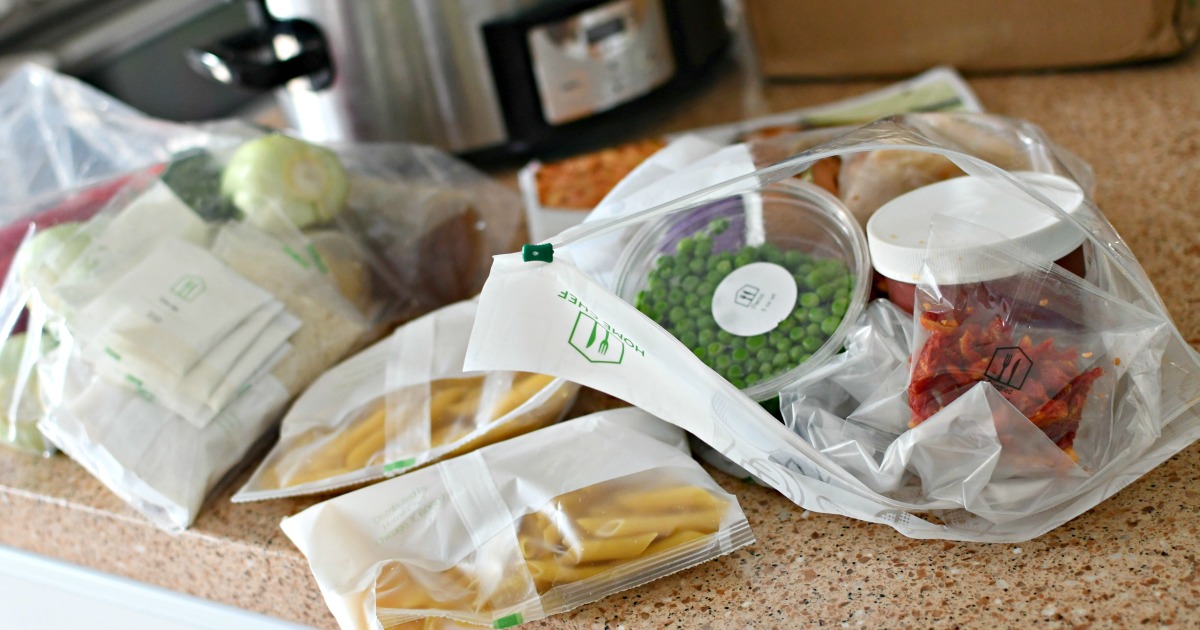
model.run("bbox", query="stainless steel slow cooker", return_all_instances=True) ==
[188,0,730,156]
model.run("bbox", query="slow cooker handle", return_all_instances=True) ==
[186,0,333,91]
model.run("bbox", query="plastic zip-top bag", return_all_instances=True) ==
[464,112,1200,542]
[281,407,754,630]
[234,299,579,501]
[0,73,525,528]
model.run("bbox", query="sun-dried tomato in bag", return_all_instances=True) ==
[907,282,1105,460]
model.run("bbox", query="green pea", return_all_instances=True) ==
[681,275,700,291]
[708,342,723,356]
[715,259,732,275]
[772,352,790,366]
[816,283,837,300]
[746,373,760,385]
[668,289,683,304]
[799,292,820,308]
[680,332,697,348]
[733,253,753,268]
[669,306,686,322]
[802,336,822,352]
[727,364,745,378]
[693,346,707,361]
[783,250,804,269]
[717,330,732,343]
[820,316,841,336]
[676,238,695,256]
[730,377,746,389]
[789,345,806,362]
[807,323,822,337]
[684,293,699,308]
[675,318,695,333]
[808,307,829,323]
[805,270,824,287]
[774,338,790,353]
[831,298,849,317]
[710,218,731,234]
[732,347,750,362]
[755,349,774,363]
[698,329,715,345]
[688,258,706,274]
[716,354,732,369]
[789,326,805,341]
[791,309,809,324]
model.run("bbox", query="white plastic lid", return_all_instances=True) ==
[866,172,1086,284]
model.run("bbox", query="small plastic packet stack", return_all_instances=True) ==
[234,299,579,501]
[281,407,754,630]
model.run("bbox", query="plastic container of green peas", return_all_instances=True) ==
[613,179,871,402]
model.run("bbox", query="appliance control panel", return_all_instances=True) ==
[527,0,675,125]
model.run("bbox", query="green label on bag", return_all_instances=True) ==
[384,458,416,473]
[306,243,329,274]
[494,613,524,628]
[283,245,311,269]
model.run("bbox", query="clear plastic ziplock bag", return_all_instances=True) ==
[234,299,579,501]
[21,168,370,531]
[464,112,1200,542]
[280,407,754,630]
[0,112,523,528]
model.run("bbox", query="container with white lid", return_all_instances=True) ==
[866,172,1087,312]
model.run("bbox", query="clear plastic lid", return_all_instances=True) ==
[613,180,871,402]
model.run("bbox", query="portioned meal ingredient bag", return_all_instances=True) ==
[0,68,525,528]
[464,112,1200,542]
[281,407,754,629]
[235,299,579,501]
[26,173,370,531]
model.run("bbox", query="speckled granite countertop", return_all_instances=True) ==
[2,47,1199,629]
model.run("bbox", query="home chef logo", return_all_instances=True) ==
[170,274,206,302]
[985,346,1033,393]
[558,289,645,364]
[735,284,760,308]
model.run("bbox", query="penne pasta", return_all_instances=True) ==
[563,532,657,565]
[575,509,725,538]
[613,485,725,512]
[254,373,572,494]
[487,373,556,419]
[642,529,709,556]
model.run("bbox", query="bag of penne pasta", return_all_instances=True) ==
[234,299,579,501]
[281,407,754,630]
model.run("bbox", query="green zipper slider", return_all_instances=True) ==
[522,243,553,263]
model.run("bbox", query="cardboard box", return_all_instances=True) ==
[745,0,1200,78]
